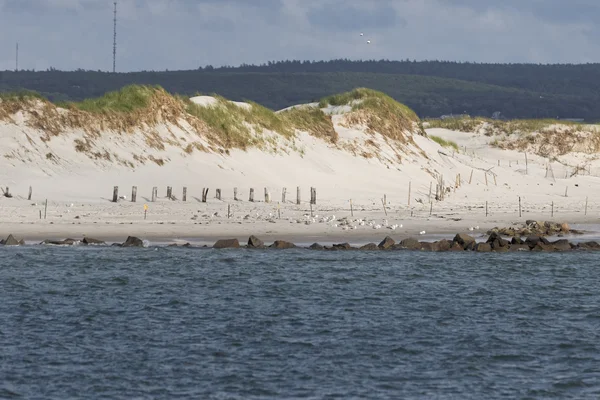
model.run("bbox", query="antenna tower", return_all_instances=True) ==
[113,2,117,73]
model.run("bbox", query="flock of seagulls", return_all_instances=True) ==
[360,32,371,44]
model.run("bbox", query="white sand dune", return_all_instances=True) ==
[0,92,598,244]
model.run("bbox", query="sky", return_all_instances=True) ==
[0,0,599,72]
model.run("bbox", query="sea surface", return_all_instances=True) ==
[1,247,600,399]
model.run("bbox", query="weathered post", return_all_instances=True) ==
[485,173,488,186]
[282,187,286,203]
[493,174,497,186]
[486,201,488,217]
[234,187,238,201]
[28,186,32,201]
[44,199,48,219]
[216,189,221,200]
[249,188,254,202]
[551,201,554,217]
[278,202,281,219]
[428,182,432,203]
[469,169,473,184]
[350,199,354,217]
[585,196,589,216]
[381,198,388,216]
[227,204,231,219]
[519,196,522,217]
[202,188,209,203]
[525,152,528,175]
[264,188,270,203]
[112,186,119,203]
[166,186,172,200]
[182,187,187,202]
[296,186,301,205]
[565,186,568,197]
[152,187,157,202]
[408,181,412,206]
[430,201,433,216]
[131,186,137,202]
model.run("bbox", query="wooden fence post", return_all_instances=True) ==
[469,169,473,184]
[28,186,32,201]
[182,187,187,202]
[152,187,157,202]
[249,188,254,202]
[296,186,301,205]
[264,188,270,203]
[350,199,354,217]
[44,199,48,219]
[234,187,238,201]
[282,187,286,203]
[131,186,137,202]
[112,186,119,203]
[428,182,432,203]
[408,181,412,206]
[551,201,554,217]
[166,186,172,199]
[202,188,209,203]
[565,186,568,197]
[519,196,522,217]
[216,189,221,200]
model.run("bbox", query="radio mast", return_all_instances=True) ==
[113,2,117,73]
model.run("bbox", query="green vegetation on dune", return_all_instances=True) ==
[426,117,584,135]
[280,106,338,143]
[429,135,459,151]
[67,85,159,113]
[0,89,46,101]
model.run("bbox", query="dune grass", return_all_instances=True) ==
[280,106,338,143]
[425,116,584,135]
[67,85,158,113]
[429,135,459,150]
[0,89,45,102]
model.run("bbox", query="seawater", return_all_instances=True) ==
[1,247,600,399]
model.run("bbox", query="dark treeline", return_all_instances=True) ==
[1,60,599,120]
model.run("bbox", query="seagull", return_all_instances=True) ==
[367,40,371,44]
[419,230,426,235]
[360,32,364,36]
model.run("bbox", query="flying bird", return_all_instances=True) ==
[367,40,371,44]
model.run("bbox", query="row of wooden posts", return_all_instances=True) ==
[113,186,318,205]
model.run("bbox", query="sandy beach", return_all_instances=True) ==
[1,91,599,246]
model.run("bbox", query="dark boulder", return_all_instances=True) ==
[551,239,572,252]
[270,240,296,249]
[247,235,265,249]
[398,238,421,250]
[432,239,451,252]
[378,236,395,250]
[359,243,378,251]
[508,244,530,252]
[531,243,556,252]
[494,245,509,253]
[577,241,600,250]
[82,237,105,245]
[42,238,79,246]
[122,236,145,247]
[525,236,542,248]
[4,234,20,246]
[309,243,324,250]
[449,242,464,251]
[419,242,434,252]
[511,236,524,245]
[213,239,240,249]
[487,232,509,249]
[453,233,475,248]
[332,243,353,250]
[476,243,492,252]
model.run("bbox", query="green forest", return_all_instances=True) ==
[1,60,599,120]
